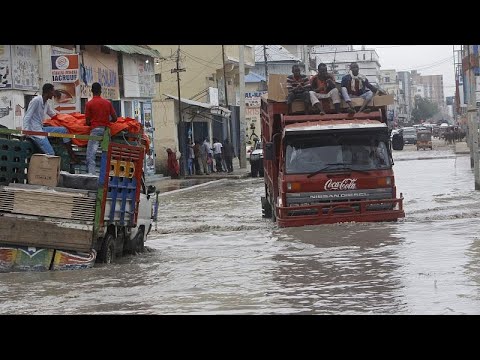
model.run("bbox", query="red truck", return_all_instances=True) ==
[260,96,405,227]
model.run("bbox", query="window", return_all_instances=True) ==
[384,76,390,83]
[155,73,162,83]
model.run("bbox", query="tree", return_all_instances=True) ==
[411,96,439,124]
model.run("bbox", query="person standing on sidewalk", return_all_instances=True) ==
[222,138,235,173]
[200,137,211,175]
[85,82,117,174]
[212,138,223,173]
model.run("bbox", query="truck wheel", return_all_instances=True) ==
[98,234,116,264]
[261,196,272,218]
[132,228,145,253]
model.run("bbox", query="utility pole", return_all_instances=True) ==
[263,45,269,87]
[239,45,247,169]
[222,45,231,141]
[467,45,480,189]
[172,45,187,177]
[303,45,309,75]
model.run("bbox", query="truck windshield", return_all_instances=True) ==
[285,134,392,174]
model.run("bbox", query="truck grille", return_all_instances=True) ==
[285,188,394,216]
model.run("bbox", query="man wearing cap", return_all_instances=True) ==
[85,82,117,174]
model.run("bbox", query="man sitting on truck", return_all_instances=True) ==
[309,63,341,115]
[341,62,385,114]
[286,64,311,114]
[22,83,79,163]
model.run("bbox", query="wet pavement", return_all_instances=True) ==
[2,139,480,314]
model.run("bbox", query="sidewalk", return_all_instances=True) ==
[455,141,470,154]
[146,158,251,194]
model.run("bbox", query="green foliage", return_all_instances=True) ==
[411,96,439,124]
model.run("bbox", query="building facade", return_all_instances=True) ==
[150,45,255,175]
[310,45,381,85]
[0,45,159,174]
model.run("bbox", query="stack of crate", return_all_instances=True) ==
[0,135,35,185]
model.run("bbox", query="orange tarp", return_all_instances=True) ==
[43,113,150,153]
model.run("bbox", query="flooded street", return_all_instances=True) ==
[2,141,480,314]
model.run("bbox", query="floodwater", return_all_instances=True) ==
[2,142,480,314]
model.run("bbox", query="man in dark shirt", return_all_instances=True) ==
[309,63,341,115]
[85,82,117,174]
[286,64,311,114]
[341,62,385,113]
[222,138,235,173]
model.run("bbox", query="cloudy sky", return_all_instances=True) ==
[353,45,456,98]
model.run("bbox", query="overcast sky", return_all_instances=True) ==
[353,45,456,98]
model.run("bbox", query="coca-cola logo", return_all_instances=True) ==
[324,178,357,191]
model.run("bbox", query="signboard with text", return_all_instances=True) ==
[51,55,79,82]
[51,54,80,113]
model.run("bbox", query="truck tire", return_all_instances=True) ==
[98,234,116,264]
[261,196,272,218]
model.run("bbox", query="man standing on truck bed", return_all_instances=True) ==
[341,62,385,114]
[23,83,79,163]
[85,82,117,174]
[309,63,341,115]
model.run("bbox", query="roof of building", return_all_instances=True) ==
[245,72,266,83]
[163,94,231,118]
[104,45,162,59]
[254,45,299,63]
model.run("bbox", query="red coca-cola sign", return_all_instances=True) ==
[324,178,357,191]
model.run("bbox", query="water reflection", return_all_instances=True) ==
[268,223,408,314]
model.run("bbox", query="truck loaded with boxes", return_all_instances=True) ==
[260,73,404,227]
[0,127,155,272]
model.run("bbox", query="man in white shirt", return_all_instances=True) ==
[212,138,223,173]
[23,83,78,163]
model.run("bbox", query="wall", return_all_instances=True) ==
[0,90,26,129]
[80,45,119,99]
[153,98,177,174]
[122,53,155,98]
[151,45,221,101]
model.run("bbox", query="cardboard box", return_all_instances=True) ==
[27,154,61,187]
[267,74,289,102]
[373,94,394,107]
[291,100,306,113]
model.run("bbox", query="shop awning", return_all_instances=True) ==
[104,45,162,59]
[163,94,231,118]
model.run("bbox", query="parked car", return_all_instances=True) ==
[391,129,404,150]
[249,141,263,177]
[402,127,417,145]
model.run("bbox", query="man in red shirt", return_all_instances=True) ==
[85,82,117,174]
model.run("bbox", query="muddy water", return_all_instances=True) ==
[2,143,480,314]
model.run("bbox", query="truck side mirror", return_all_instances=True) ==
[265,142,274,160]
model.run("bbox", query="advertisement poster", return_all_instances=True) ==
[51,54,80,113]
[123,54,155,98]
[138,60,155,98]
[12,45,39,90]
[244,91,267,141]
[0,45,12,89]
[51,54,79,82]
[143,102,155,175]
